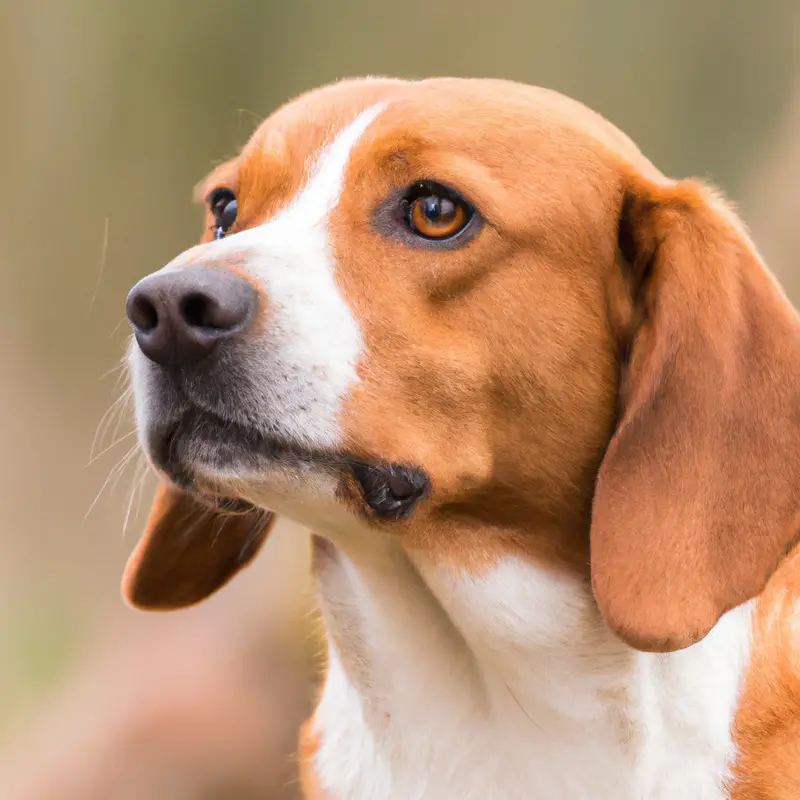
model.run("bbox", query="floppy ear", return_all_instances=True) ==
[122,482,275,610]
[591,176,800,653]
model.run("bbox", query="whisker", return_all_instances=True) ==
[99,357,128,382]
[89,387,132,462]
[87,429,137,467]
[108,443,141,497]
[84,443,140,521]
[109,392,133,451]
[122,454,151,537]
[170,496,212,544]
[109,317,128,339]
[90,216,110,308]
[92,392,128,449]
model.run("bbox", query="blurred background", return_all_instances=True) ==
[0,1,798,797]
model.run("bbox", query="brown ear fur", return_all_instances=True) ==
[591,177,800,653]
[122,483,274,610]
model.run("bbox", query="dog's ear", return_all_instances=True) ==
[122,482,274,610]
[591,176,800,653]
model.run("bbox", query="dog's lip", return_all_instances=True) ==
[149,406,339,475]
[147,406,431,520]
[149,407,334,512]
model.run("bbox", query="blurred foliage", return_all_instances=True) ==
[0,0,797,792]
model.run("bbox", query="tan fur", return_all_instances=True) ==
[124,78,800,797]
[732,551,800,798]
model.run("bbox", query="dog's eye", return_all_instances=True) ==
[208,188,238,240]
[403,182,472,240]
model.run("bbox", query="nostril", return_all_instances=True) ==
[128,294,159,332]
[179,286,253,332]
[180,292,214,329]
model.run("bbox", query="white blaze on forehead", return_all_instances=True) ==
[179,103,386,450]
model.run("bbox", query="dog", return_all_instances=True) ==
[121,77,800,799]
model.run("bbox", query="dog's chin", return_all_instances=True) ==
[141,405,431,525]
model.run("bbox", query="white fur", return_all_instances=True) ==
[230,103,384,449]
[311,527,753,800]
[132,104,385,456]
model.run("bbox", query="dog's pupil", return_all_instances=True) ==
[424,195,455,225]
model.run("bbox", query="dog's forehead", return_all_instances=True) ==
[230,78,661,195]
[244,78,404,161]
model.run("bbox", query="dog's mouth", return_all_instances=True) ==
[150,408,332,475]
[148,408,430,520]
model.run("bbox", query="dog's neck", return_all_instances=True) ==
[306,523,754,800]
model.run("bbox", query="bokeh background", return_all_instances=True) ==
[1,1,799,797]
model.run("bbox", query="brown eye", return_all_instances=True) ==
[404,182,472,240]
[208,187,238,239]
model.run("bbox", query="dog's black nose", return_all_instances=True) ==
[126,268,257,367]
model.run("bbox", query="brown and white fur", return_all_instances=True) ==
[121,78,800,798]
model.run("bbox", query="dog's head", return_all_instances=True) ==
[123,77,800,652]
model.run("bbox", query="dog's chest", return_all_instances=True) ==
[309,542,752,799]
